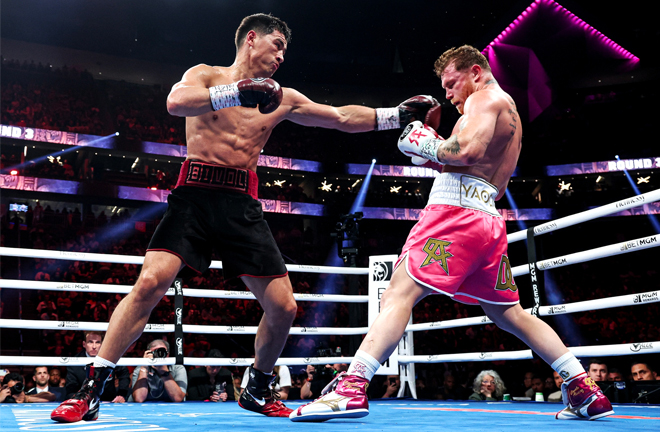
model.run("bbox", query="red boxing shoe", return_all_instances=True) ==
[238,365,293,417]
[51,365,113,423]
[289,372,369,422]
[555,373,614,420]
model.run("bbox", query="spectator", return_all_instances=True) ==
[469,370,506,401]
[607,368,624,382]
[437,371,467,400]
[49,368,63,388]
[381,375,401,399]
[587,358,609,383]
[527,375,549,401]
[130,339,186,403]
[631,361,658,381]
[1,372,54,403]
[26,366,65,402]
[65,331,131,402]
[548,371,563,402]
[186,349,234,402]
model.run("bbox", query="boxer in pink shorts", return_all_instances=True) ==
[291,45,613,423]
[396,173,518,306]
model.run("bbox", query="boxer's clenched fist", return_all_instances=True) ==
[210,78,283,114]
[398,121,444,164]
[376,95,441,130]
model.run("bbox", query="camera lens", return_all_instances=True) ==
[153,347,168,358]
[11,382,24,395]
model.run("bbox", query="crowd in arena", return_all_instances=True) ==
[2,57,658,405]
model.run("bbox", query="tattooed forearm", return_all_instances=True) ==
[436,135,467,165]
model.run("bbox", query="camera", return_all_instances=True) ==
[148,347,168,358]
[10,382,24,395]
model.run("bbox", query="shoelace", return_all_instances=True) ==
[72,379,95,400]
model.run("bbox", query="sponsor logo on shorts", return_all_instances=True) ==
[494,255,517,293]
[560,371,570,380]
[461,184,496,208]
[633,292,659,303]
[420,238,453,275]
[373,261,393,281]
[185,161,249,193]
[630,342,654,352]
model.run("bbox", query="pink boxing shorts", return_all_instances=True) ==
[395,173,519,305]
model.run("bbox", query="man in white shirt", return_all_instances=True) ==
[26,366,65,402]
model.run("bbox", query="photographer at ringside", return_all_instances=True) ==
[66,332,131,402]
[129,339,187,402]
[1,372,55,403]
[300,347,348,399]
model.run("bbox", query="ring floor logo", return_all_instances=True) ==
[373,261,393,282]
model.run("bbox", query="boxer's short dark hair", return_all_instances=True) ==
[434,45,491,78]
[235,13,292,50]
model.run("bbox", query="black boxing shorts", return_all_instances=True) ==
[147,161,288,279]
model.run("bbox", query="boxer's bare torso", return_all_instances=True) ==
[184,65,294,171]
[444,86,522,200]
[437,62,522,200]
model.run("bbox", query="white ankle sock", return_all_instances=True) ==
[551,352,584,383]
[92,356,116,369]
[347,350,381,381]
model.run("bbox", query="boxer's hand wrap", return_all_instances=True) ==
[398,121,443,164]
[209,78,283,114]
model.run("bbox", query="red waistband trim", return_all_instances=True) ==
[175,160,258,199]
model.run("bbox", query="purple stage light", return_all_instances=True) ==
[482,0,639,62]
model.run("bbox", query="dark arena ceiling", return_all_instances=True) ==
[1,0,657,168]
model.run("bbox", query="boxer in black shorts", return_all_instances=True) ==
[52,13,440,422]
[148,161,287,279]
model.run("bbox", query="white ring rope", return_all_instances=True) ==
[0,247,369,275]
[510,233,660,277]
[0,279,368,303]
[1,190,658,376]
[0,356,350,367]
[406,289,659,331]
[2,338,658,367]
[507,188,660,243]
[402,340,660,364]
[0,319,368,336]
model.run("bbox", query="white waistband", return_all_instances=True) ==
[427,172,500,217]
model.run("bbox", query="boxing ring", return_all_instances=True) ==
[1,188,660,430]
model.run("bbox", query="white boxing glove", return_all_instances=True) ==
[398,121,443,164]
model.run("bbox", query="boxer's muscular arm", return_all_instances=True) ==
[436,91,499,166]
[282,88,376,133]
[167,64,217,117]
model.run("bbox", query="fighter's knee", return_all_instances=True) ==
[133,271,170,302]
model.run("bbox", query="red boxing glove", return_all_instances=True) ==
[209,78,283,114]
